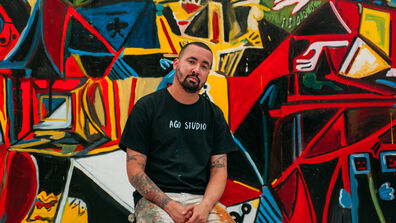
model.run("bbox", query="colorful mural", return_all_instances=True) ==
[0,0,395,222]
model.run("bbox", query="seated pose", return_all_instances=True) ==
[120,42,236,223]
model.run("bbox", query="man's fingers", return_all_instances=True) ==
[186,213,198,223]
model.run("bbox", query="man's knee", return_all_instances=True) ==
[134,198,174,223]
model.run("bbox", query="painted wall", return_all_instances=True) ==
[0,0,395,222]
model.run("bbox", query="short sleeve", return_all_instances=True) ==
[119,99,151,154]
[212,107,237,155]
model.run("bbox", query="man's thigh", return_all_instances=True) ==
[134,197,174,223]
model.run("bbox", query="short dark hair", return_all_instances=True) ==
[179,42,213,58]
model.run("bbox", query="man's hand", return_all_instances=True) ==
[186,201,211,223]
[164,200,193,223]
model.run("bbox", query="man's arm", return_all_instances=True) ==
[126,148,192,223]
[186,154,228,223]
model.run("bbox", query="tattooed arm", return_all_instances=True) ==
[186,154,228,223]
[126,148,192,223]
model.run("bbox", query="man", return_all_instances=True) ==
[119,42,236,223]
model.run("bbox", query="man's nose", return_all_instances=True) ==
[191,64,200,74]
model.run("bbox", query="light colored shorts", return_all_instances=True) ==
[130,193,235,223]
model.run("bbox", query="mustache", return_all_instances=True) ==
[186,73,200,82]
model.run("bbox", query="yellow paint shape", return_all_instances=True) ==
[250,198,260,209]
[116,77,134,133]
[233,180,260,192]
[61,199,88,223]
[104,77,117,140]
[360,8,390,56]
[134,77,163,102]
[203,74,229,123]
[71,54,88,77]
[344,44,390,78]
[93,86,106,126]
[39,95,69,122]
[22,192,61,223]
[0,77,7,140]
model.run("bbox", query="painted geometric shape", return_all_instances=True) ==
[73,149,134,212]
[273,169,297,219]
[359,7,390,56]
[295,3,350,36]
[380,151,396,172]
[76,1,159,51]
[220,179,262,207]
[42,0,67,75]
[378,182,395,201]
[202,73,229,123]
[226,198,260,223]
[338,188,352,208]
[256,186,282,223]
[339,38,390,78]
[35,96,72,130]
[350,153,370,174]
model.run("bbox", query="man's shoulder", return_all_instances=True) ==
[135,88,167,105]
[200,95,222,111]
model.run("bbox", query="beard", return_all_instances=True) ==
[180,73,201,93]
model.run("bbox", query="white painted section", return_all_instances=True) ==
[386,69,396,77]
[349,48,377,76]
[74,150,135,213]
[34,99,72,130]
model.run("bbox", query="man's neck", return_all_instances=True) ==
[167,85,199,105]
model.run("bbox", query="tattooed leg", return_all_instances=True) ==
[135,198,174,223]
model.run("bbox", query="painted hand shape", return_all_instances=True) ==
[272,0,311,15]
[296,40,349,72]
[379,182,395,201]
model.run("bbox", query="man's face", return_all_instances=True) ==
[173,45,213,93]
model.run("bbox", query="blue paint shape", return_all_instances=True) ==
[379,182,395,201]
[262,186,282,219]
[160,58,173,70]
[124,1,159,49]
[6,79,15,143]
[157,70,175,90]
[68,48,114,57]
[42,98,66,114]
[376,79,396,89]
[3,1,39,62]
[350,153,370,174]
[232,135,264,186]
[339,188,352,208]
[108,58,139,80]
[380,151,396,173]
[77,1,159,50]
[349,154,361,223]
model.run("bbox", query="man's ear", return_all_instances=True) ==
[173,58,179,70]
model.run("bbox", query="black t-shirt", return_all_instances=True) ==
[119,88,236,203]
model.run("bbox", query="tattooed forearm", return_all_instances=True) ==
[210,155,226,169]
[130,172,171,209]
[127,153,146,162]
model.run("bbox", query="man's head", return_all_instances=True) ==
[173,42,213,93]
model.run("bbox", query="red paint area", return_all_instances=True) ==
[65,56,85,78]
[274,170,298,219]
[220,179,261,207]
[211,12,219,43]
[386,155,396,168]
[181,3,202,14]
[334,1,360,33]
[18,79,32,139]
[0,5,20,61]
[0,152,37,223]
[52,79,82,91]
[228,37,291,131]
[391,11,396,67]
[42,0,67,73]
